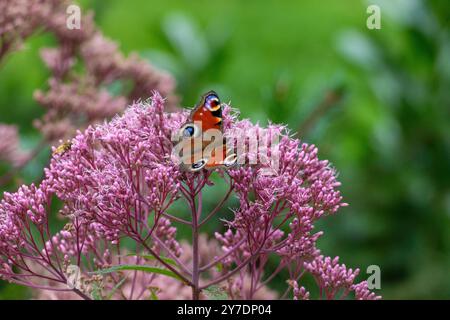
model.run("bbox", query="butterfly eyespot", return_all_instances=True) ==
[224,153,238,167]
[190,159,207,171]
[180,123,200,138]
[205,93,220,111]
[183,126,194,137]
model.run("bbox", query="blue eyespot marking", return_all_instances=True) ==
[192,160,206,169]
[205,94,220,110]
[183,126,195,137]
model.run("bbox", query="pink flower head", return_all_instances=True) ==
[0,124,29,167]
[0,92,379,300]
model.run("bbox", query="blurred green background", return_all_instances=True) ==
[1,0,449,299]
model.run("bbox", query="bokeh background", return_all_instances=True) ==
[1,0,449,299]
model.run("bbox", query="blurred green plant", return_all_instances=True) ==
[323,0,450,298]
[141,12,232,104]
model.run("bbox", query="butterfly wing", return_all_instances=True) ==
[191,91,223,132]
[178,91,236,172]
[205,142,237,170]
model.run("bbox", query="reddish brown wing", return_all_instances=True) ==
[205,143,237,169]
[191,91,223,132]
[178,91,236,172]
[205,144,227,169]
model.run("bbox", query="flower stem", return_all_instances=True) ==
[191,190,202,300]
[73,288,92,300]
[140,240,193,287]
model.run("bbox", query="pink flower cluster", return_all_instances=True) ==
[0,92,380,300]
[0,124,29,168]
[1,0,177,142]
[304,255,379,300]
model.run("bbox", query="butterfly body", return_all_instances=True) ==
[176,91,237,172]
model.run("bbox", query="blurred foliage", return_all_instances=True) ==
[1,0,449,299]
[324,0,450,299]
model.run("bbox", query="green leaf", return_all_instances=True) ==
[93,264,182,282]
[106,277,127,300]
[149,287,160,300]
[203,285,228,300]
[126,254,178,267]
[91,283,103,300]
